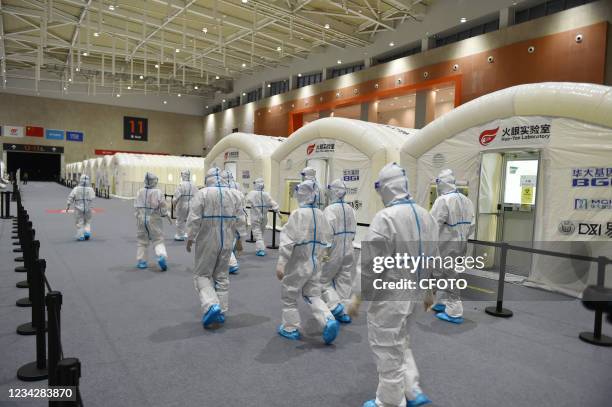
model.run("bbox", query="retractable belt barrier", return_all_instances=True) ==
[6,185,84,405]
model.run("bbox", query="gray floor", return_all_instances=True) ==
[1,182,611,407]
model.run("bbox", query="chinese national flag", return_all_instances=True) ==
[26,126,44,137]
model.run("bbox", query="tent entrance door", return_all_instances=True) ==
[224,162,237,182]
[305,158,329,207]
[476,151,540,275]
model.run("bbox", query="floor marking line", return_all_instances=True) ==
[467,284,495,294]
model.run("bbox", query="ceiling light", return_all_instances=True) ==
[202,27,208,33]
[175,48,180,53]
[242,63,246,67]
[127,86,131,90]
[267,84,271,88]
[178,93,182,97]
[242,92,246,96]
[93,32,100,37]
[222,99,226,102]
[116,93,120,98]
[205,105,209,108]
[324,23,330,29]
[155,64,159,68]
[194,85,199,90]
[277,46,282,51]
[337,59,342,64]
[460,17,467,23]
[389,42,395,47]
[75,67,80,72]
[68,78,72,82]
[297,73,302,77]
[215,75,220,79]
[139,75,144,79]
[242,0,248,3]
[108,5,115,11]
[163,100,167,104]
[82,52,88,56]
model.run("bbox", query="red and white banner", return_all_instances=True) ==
[2,125,25,137]
[94,149,170,156]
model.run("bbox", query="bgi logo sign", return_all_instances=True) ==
[343,169,360,182]
[571,167,612,187]
[306,143,335,155]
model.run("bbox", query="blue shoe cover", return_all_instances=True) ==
[407,393,432,407]
[331,304,351,323]
[322,318,340,344]
[278,325,301,340]
[336,313,352,324]
[77,236,85,241]
[431,303,445,313]
[362,399,377,407]
[158,256,168,271]
[436,312,464,324]
[256,250,266,257]
[202,304,222,328]
[216,312,225,324]
[84,232,91,240]
[137,260,147,269]
[331,303,345,317]
[229,265,239,274]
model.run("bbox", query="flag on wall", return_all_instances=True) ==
[45,129,64,140]
[66,131,84,142]
[2,125,24,137]
[25,126,44,137]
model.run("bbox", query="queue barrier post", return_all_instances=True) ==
[46,290,63,387]
[16,231,36,307]
[17,259,48,381]
[18,240,46,335]
[266,210,279,250]
[579,256,612,346]
[484,242,513,318]
[52,358,83,407]
[1,191,12,218]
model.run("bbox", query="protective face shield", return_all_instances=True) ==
[79,174,90,187]
[180,170,191,182]
[205,167,226,187]
[301,167,316,182]
[295,180,317,206]
[374,163,410,206]
[435,169,456,196]
[253,178,265,191]
[327,179,347,202]
[144,172,158,188]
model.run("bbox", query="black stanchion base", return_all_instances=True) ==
[17,361,48,381]
[485,306,513,318]
[16,321,47,336]
[13,248,23,252]
[16,297,31,307]
[14,256,24,262]
[579,332,612,347]
[16,280,28,288]
[13,241,20,246]
[246,238,256,243]
[15,266,27,272]
[12,235,19,239]
[266,245,279,250]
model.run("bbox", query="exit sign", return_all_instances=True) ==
[124,116,148,141]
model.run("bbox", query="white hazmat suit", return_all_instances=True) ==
[276,180,339,344]
[320,179,356,323]
[134,172,169,271]
[223,170,247,274]
[363,163,438,407]
[187,168,247,328]
[430,169,475,322]
[66,175,95,241]
[301,167,323,208]
[172,170,197,241]
[246,178,279,256]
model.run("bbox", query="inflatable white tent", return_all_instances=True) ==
[204,132,285,192]
[111,153,204,199]
[271,117,418,242]
[400,82,612,296]
[97,155,113,190]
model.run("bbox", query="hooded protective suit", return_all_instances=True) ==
[277,180,339,344]
[246,178,279,255]
[222,170,247,273]
[172,170,197,240]
[430,169,475,321]
[134,172,169,270]
[187,167,247,326]
[363,163,438,407]
[67,175,95,240]
[301,167,323,208]
[320,179,356,322]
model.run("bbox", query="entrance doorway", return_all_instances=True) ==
[476,150,540,276]
[7,151,61,181]
[305,158,329,207]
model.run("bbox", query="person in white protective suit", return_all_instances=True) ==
[66,174,95,241]
[362,163,438,407]
[172,169,197,241]
[320,179,356,323]
[223,170,247,274]
[134,172,171,271]
[186,167,247,328]
[430,169,475,324]
[246,178,279,257]
[301,166,323,208]
[275,180,340,344]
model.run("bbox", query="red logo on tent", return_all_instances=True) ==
[224,152,228,160]
[306,144,316,155]
[479,127,499,146]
